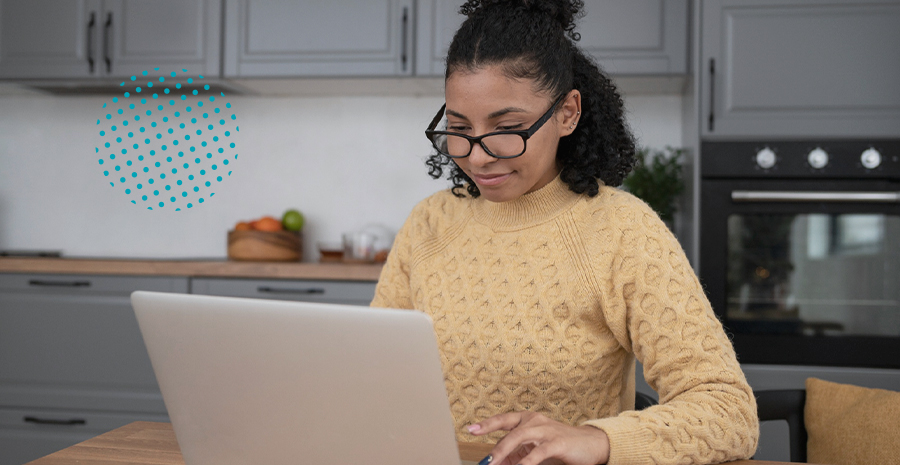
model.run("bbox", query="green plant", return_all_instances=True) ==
[621,146,685,223]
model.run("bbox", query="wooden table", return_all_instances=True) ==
[25,421,787,465]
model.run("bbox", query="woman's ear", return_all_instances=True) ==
[559,90,582,136]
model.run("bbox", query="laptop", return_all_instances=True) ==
[131,290,477,465]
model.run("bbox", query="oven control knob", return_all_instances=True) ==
[756,147,777,169]
[808,147,829,169]
[861,148,882,169]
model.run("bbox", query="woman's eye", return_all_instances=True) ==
[497,125,523,131]
[447,125,470,132]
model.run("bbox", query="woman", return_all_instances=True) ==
[371,1,759,464]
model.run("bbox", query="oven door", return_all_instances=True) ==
[700,179,900,368]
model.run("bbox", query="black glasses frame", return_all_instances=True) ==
[424,93,567,159]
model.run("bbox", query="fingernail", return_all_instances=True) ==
[467,424,481,433]
[478,454,493,465]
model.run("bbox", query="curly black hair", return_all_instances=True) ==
[425,0,637,198]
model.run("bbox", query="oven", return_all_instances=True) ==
[700,140,900,369]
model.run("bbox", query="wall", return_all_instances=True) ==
[0,91,681,261]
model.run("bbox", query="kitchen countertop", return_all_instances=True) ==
[0,257,384,281]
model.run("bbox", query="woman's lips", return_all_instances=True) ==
[471,172,512,186]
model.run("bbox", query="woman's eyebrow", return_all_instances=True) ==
[445,107,529,120]
[488,107,528,119]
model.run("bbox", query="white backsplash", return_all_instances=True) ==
[0,92,681,261]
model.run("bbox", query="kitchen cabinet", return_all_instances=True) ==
[223,0,415,77]
[700,0,900,138]
[0,408,167,465]
[0,273,185,465]
[190,277,377,306]
[225,0,687,79]
[0,0,221,79]
[415,0,689,76]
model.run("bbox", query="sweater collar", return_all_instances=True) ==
[470,174,582,231]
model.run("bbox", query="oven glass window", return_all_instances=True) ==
[726,213,900,337]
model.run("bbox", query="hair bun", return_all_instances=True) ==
[459,0,585,41]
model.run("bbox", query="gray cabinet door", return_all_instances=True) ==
[415,0,688,77]
[0,0,100,78]
[0,274,187,413]
[0,408,168,465]
[191,277,377,306]
[701,0,900,138]
[579,0,688,75]
[414,0,463,76]
[0,0,219,79]
[223,0,415,77]
[102,0,221,78]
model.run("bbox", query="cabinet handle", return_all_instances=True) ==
[257,286,325,295]
[87,12,96,73]
[24,416,87,426]
[401,6,409,72]
[28,279,92,288]
[708,58,715,132]
[103,12,112,73]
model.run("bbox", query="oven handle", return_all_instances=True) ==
[731,191,900,203]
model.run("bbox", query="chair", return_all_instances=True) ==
[635,391,658,410]
[755,389,807,463]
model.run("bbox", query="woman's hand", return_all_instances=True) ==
[467,411,610,465]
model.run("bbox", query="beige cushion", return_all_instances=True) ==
[805,377,900,465]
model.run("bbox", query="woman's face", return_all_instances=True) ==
[444,66,580,203]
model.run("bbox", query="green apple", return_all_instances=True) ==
[281,209,304,232]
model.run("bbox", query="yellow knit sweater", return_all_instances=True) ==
[371,175,759,465]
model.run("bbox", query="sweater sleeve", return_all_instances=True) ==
[370,206,416,310]
[581,199,759,465]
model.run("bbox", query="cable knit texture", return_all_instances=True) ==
[371,175,759,465]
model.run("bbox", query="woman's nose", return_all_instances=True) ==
[467,142,496,167]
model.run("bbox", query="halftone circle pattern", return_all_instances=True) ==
[95,68,239,210]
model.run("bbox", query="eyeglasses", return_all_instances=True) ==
[424,93,566,159]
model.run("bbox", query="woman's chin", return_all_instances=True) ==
[476,185,520,203]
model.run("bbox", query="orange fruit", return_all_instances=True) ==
[234,221,253,231]
[253,216,283,232]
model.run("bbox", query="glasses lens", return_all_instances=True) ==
[431,133,473,158]
[482,133,526,158]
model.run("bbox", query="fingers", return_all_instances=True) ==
[467,413,611,465]
[490,423,556,465]
[467,411,531,436]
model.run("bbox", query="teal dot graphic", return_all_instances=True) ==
[93,68,240,210]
